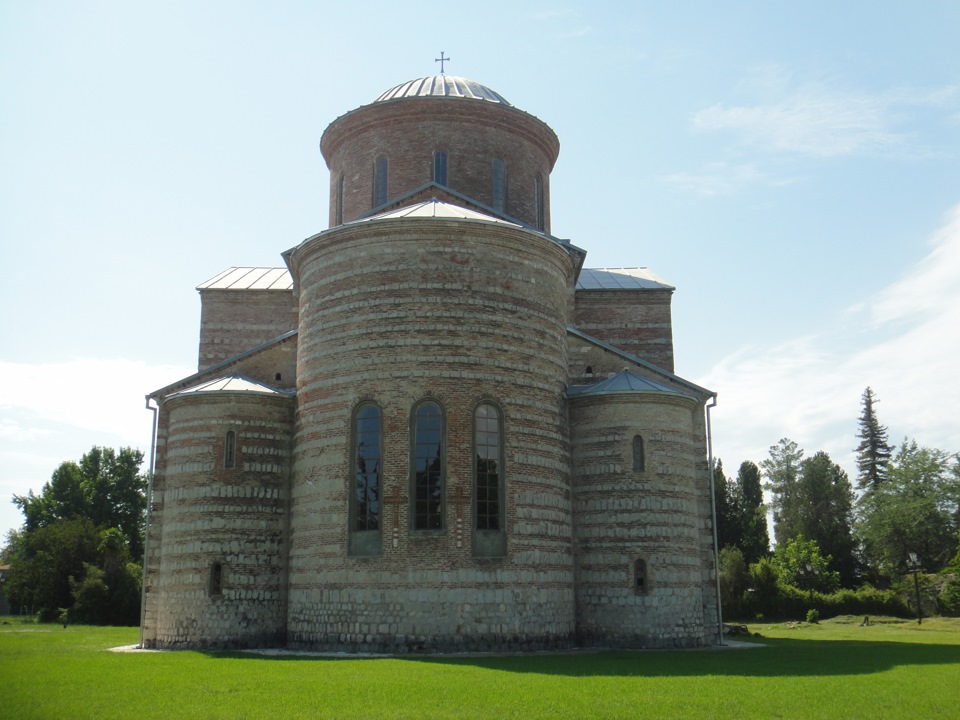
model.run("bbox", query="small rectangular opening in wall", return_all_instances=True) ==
[634,558,648,594]
[209,561,223,597]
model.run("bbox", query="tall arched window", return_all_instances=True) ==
[474,403,503,531]
[224,430,236,469]
[632,434,645,472]
[412,401,444,530]
[373,155,388,207]
[353,403,382,532]
[433,150,448,186]
[534,173,545,230]
[336,172,345,225]
[492,158,506,212]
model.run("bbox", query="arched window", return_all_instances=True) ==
[224,430,236,469]
[373,156,388,207]
[492,158,506,211]
[209,561,223,597]
[353,403,382,532]
[534,173,545,230]
[412,400,444,530]
[474,403,503,531]
[336,172,345,224]
[433,150,448,186]
[632,434,645,472]
[634,558,648,594]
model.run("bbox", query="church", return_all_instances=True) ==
[141,69,720,652]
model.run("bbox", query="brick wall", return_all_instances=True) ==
[145,392,293,649]
[284,217,578,651]
[570,392,710,648]
[197,288,298,371]
[573,288,675,373]
[321,98,559,232]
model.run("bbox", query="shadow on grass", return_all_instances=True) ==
[205,637,960,678]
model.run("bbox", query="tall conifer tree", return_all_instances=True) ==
[734,461,770,563]
[855,387,893,491]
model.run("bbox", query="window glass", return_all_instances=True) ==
[413,401,444,530]
[474,403,502,531]
[534,173,544,230]
[354,404,381,531]
[209,562,223,597]
[492,158,506,211]
[336,172,345,224]
[632,435,645,472]
[224,431,236,469]
[433,150,448,186]
[635,559,648,594]
[374,156,388,207]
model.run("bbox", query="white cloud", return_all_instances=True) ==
[0,358,189,446]
[661,162,767,196]
[701,202,960,473]
[0,357,191,538]
[692,81,958,158]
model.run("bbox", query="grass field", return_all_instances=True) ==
[2,615,958,719]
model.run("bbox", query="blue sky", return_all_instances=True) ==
[2,1,959,541]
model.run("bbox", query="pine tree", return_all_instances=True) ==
[760,438,804,545]
[855,387,893,492]
[733,461,770,563]
[712,459,738,551]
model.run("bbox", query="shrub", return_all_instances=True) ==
[806,609,820,624]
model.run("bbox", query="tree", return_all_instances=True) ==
[763,441,856,584]
[796,451,858,585]
[7,446,147,623]
[855,387,893,492]
[712,459,739,551]
[3,517,100,619]
[718,546,749,617]
[857,439,960,577]
[772,534,840,594]
[14,446,146,558]
[760,438,804,545]
[732,461,770,564]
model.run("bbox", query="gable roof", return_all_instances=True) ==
[567,326,714,400]
[568,369,693,399]
[148,329,298,401]
[576,267,674,291]
[198,267,294,291]
[168,374,294,399]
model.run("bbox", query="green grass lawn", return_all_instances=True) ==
[2,615,958,719]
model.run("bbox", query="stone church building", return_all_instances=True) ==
[141,73,720,652]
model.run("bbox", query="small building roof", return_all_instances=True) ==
[568,369,693,398]
[376,76,510,106]
[576,267,674,291]
[198,267,294,291]
[167,374,293,398]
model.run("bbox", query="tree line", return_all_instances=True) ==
[0,447,146,624]
[717,387,960,620]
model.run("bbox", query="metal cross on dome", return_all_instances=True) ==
[435,51,451,75]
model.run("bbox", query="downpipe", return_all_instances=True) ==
[706,395,724,645]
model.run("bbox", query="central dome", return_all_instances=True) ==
[375,75,511,106]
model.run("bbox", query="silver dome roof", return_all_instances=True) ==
[375,75,511,106]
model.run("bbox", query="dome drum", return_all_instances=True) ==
[322,95,559,230]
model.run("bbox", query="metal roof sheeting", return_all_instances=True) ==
[568,369,691,398]
[576,268,674,291]
[197,267,294,291]
[168,374,292,398]
[352,198,522,226]
[376,76,511,105]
